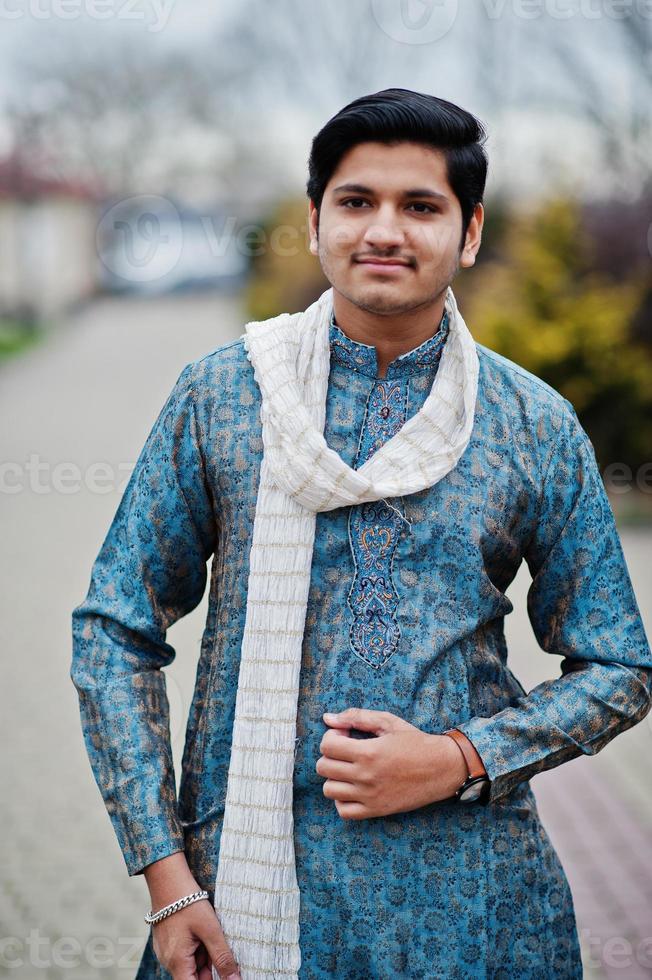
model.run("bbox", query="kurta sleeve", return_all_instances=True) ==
[455,399,652,804]
[70,361,217,876]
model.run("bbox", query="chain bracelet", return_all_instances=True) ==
[144,889,210,925]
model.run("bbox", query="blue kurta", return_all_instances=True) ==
[71,303,652,979]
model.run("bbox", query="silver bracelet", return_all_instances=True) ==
[144,889,210,925]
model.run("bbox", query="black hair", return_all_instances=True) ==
[306,88,488,246]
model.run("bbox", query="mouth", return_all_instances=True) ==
[355,258,413,273]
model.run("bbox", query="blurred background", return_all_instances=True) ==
[0,2,651,978]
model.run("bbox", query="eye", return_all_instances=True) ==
[340,198,370,208]
[408,203,438,214]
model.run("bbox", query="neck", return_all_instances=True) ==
[332,288,447,379]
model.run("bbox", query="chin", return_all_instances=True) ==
[355,298,409,316]
[337,275,391,302]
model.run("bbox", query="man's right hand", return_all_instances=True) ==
[151,899,241,980]
[143,852,241,980]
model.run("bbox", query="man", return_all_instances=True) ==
[71,88,652,980]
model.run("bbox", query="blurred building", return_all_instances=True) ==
[0,151,101,323]
[0,153,251,328]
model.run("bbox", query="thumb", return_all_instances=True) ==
[200,918,241,980]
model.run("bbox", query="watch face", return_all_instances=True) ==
[459,778,489,803]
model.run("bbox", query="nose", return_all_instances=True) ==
[361,205,406,251]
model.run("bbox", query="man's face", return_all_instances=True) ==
[308,141,482,316]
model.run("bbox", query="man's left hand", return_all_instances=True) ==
[316,707,468,820]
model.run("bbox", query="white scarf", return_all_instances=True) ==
[211,284,479,980]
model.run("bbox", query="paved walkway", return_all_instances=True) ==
[0,293,245,980]
[506,562,652,979]
[0,293,650,979]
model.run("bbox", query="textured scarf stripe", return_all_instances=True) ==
[212,285,478,979]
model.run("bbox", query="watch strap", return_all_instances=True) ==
[442,728,487,780]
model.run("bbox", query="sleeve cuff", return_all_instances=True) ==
[125,833,187,878]
[453,716,543,805]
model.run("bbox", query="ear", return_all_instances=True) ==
[308,200,319,256]
[460,203,484,270]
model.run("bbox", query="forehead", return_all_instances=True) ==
[327,141,451,196]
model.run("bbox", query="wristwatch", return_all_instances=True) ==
[442,728,491,804]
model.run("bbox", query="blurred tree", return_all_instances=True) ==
[5,4,651,209]
[243,196,329,321]
[3,30,260,205]
[6,34,201,195]
[540,9,652,197]
[210,0,417,118]
[456,197,652,471]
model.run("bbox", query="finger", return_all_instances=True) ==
[324,708,390,733]
[330,727,351,738]
[335,799,369,820]
[320,729,368,762]
[315,756,357,781]
[323,779,362,801]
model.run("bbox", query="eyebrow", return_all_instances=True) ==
[331,182,449,203]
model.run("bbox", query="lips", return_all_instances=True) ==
[356,258,410,266]
[355,258,412,269]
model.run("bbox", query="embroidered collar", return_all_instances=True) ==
[329,308,450,380]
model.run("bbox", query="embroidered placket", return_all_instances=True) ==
[329,309,451,669]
